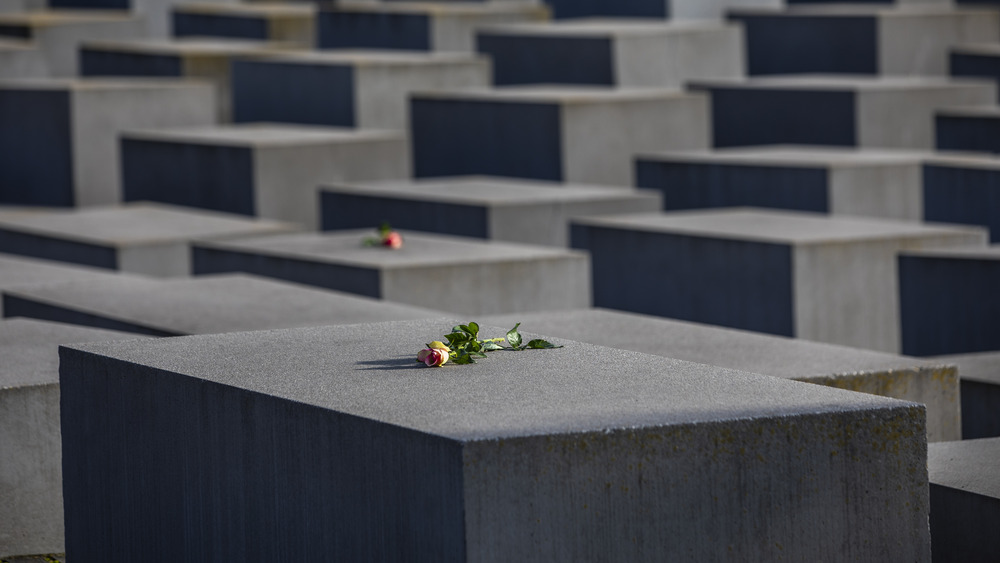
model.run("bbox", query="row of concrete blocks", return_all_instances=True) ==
[3,307,997,560]
[0,200,995,358]
[2,250,998,558]
[6,72,1000,211]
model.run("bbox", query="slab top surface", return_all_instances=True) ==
[1,318,145,389]
[195,230,588,268]
[0,203,295,246]
[689,74,992,92]
[573,208,987,244]
[0,9,133,26]
[936,104,1000,117]
[929,437,1000,498]
[6,274,440,335]
[413,85,692,103]
[479,18,734,37]
[729,4,994,17]
[481,308,949,381]
[899,244,1000,260]
[123,123,400,147]
[640,146,928,167]
[63,318,912,441]
[325,176,657,205]
[931,351,1000,385]
[173,3,315,16]
[0,76,213,92]
[328,1,547,16]
[246,49,486,67]
[0,253,128,289]
[81,37,288,55]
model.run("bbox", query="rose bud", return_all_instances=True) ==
[417,347,449,367]
[383,231,403,249]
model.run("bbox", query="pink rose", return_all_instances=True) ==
[383,231,403,249]
[417,341,450,367]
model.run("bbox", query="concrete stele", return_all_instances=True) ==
[60,318,930,561]
[927,437,1000,562]
[931,350,1000,439]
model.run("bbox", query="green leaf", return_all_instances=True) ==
[452,352,475,365]
[506,323,522,350]
[452,325,464,333]
[481,341,504,352]
[527,339,562,349]
[468,322,479,337]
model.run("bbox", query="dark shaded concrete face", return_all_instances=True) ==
[708,87,857,148]
[232,60,356,127]
[546,0,667,19]
[172,12,269,41]
[478,34,615,86]
[732,14,878,75]
[923,164,1000,243]
[317,11,432,51]
[79,49,184,78]
[0,89,74,206]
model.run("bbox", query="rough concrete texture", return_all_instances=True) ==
[2,273,441,336]
[320,176,662,246]
[0,203,297,276]
[60,318,929,561]
[927,437,1000,562]
[482,307,959,441]
[1,318,145,558]
[0,252,130,316]
[477,19,744,87]
[636,146,927,220]
[122,124,409,228]
[571,208,987,352]
[690,75,996,149]
[932,350,1000,439]
[192,230,591,315]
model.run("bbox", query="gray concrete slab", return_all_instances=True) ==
[689,75,996,149]
[59,318,930,561]
[122,123,409,229]
[232,49,490,130]
[192,230,591,315]
[1,273,440,336]
[80,38,293,121]
[412,85,710,185]
[171,2,315,46]
[571,208,987,353]
[317,1,549,52]
[482,307,959,441]
[932,350,1000,439]
[477,19,743,87]
[0,318,145,558]
[0,38,46,78]
[0,252,131,316]
[0,10,147,76]
[0,203,297,277]
[320,176,661,246]
[927,437,1000,562]
[729,5,999,76]
[899,245,1000,356]
[0,77,215,207]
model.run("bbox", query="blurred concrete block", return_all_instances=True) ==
[543,0,782,20]
[951,43,1000,102]
[0,251,131,316]
[690,75,995,149]
[899,245,1000,356]
[729,5,999,76]
[571,208,987,352]
[0,10,145,76]
[59,318,930,560]
[931,350,1000,439]
[191,230,591,315]
[172,3,314,46]
[0,203,296,276]
[122,124,409,229]
[936,105,1000,154]
[231,50,489,130]
[0,318,143,558]
[320,176,661,246]
[482,307,960,441]
[0,38,46,78]
[0,78,215,207]
[317,1,548,52]
[412,86,709,185]
[636,146,925,220]
[80,38,288,121]
[928,438,1000,562]
[477,19,743,87]
[2,273,439,335]
[922,152,1000,242]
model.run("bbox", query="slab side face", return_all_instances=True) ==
[463,409,929,561]
[923,164,1000,242]
[231,61,356,127]
[317,11,432,51]
[709,88,856,148]
[476,33,615,86]
[858,84,996,149]
[0,89,74,206]
[732,14,878,75]
[59,348,467,562]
